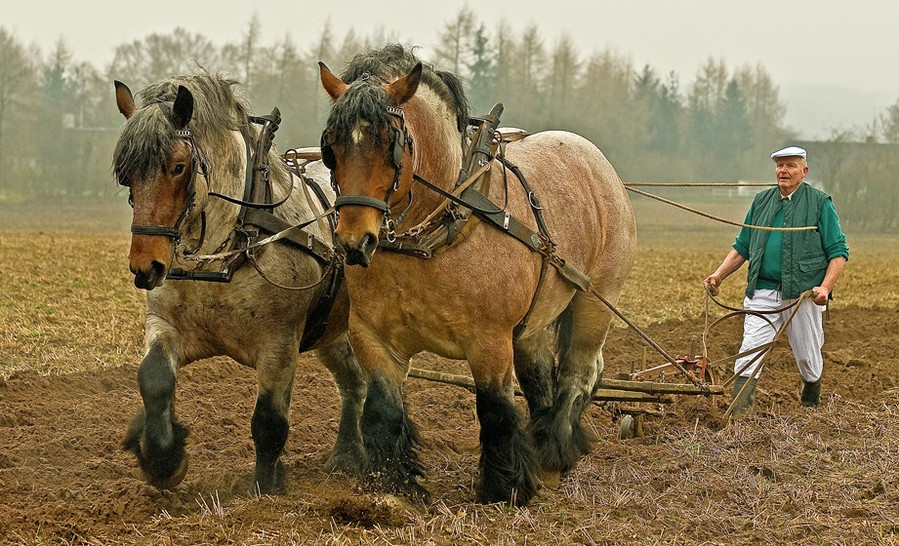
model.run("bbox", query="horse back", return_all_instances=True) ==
[490,130,636,277]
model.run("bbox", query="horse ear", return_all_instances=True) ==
[171,85,194,129]
[319,61,349,101]
[386,62,423,106]
[114,80,137,119]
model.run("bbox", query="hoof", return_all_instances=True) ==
[324,448,366,476]
[404,481,431,506]
[537,469,561,489]
[253,460,287,496]
[141,454,188,490]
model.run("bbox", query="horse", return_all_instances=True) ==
[318,44,636,506]
[112,72,366,495]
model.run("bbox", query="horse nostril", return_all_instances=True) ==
[134,260,168,290]
[150,260,166,280]
[360,233,378,253]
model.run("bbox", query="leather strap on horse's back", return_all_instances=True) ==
[247,109,282,212]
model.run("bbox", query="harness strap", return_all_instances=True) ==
[131,225,181,238]
[512,256,550,339]
[299,260,345,352]
[335,194,390,212]
[412,173,543,252]
[243,208,333,264]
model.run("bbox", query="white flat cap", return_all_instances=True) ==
[770,146,807,160]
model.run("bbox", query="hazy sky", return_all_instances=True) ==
[9,0,899,139]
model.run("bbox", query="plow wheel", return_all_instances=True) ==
[618,413,644,439]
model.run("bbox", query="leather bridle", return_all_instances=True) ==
[320,105,413,216]
[121,99,209,254]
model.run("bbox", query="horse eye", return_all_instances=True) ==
[172,164,186,176]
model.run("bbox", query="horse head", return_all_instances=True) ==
[319,61,422,267]
[113,80,207,290]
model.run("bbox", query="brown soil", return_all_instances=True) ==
[2,303,897,545]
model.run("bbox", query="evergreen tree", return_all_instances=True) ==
[466,24,495,113]
[715,78,752,181]
[545,33,580,128]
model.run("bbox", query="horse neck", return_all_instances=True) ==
[401,98,464,227]
[177,129,255,253]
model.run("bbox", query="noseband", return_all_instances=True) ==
[321,105,413,215]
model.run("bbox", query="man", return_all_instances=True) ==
[703,146,849,415]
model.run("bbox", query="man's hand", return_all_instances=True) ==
[703,275,721,296]
[811,286,830,305]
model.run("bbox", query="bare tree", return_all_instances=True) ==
[881,97,899,144]
[434,7,476,75]
[735,63,787,178]
[109,29,223,90]
[241,14,261,91]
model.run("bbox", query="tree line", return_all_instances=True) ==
[0,9,895,230]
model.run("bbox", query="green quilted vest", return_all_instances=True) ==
[745,183,830,299]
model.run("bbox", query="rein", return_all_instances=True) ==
[625,185,818,232]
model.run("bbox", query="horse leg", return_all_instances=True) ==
[513,329,555,417]
[471,343,539,506]
[531,298,608,477]
[122,339,189,489]
[252,354,298,495]
[314,334,367,475]
[513,329,563,488]
[356,350,427,502]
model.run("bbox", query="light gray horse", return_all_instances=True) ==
[113,72,365,494]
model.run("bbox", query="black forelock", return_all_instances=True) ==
[113,105,177,186]
[328,44,470,139]
[325,79,394,147]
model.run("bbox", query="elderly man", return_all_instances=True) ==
[704,146,849,415]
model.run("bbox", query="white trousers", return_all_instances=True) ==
[734,288,825,382]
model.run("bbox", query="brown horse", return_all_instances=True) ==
[319,45,636,506]
[112,73,366,494]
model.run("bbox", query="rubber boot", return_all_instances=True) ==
[730,376,758,416]
[801,379,822,407]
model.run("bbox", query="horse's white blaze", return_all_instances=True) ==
[351,121,370,145]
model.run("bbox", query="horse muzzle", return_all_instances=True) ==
[131,260,167,290]
[129,237,172,290]
[336,231,378,267]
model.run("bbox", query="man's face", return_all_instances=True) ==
[774,156,808,196]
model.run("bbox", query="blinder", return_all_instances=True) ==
[320,131,336,171]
